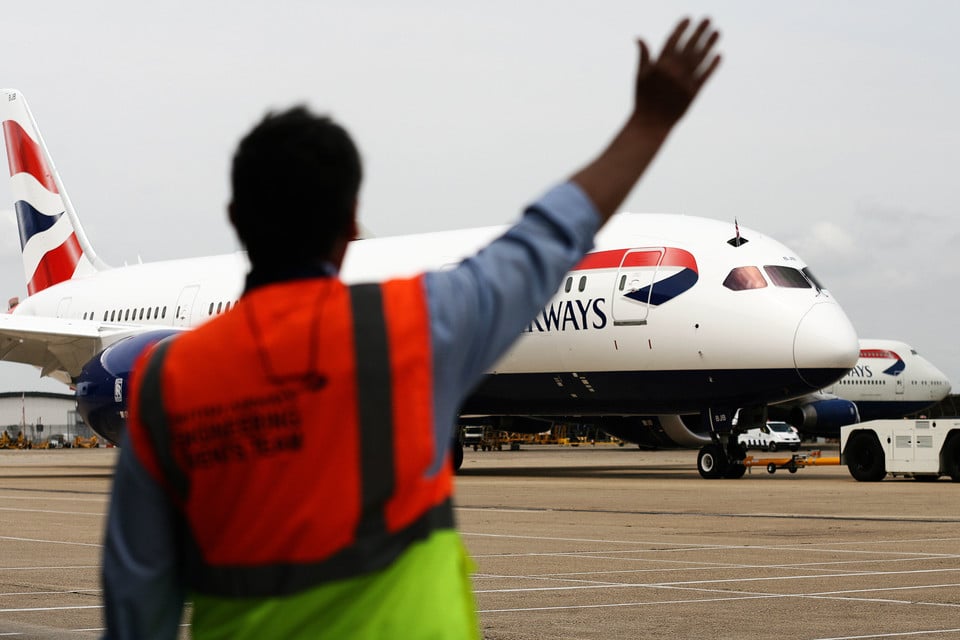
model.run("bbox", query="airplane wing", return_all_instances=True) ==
[0,314,147,385]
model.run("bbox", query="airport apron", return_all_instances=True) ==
[127,276,479,639]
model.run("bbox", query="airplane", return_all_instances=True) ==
[771,338,951,433]
[0,88,860,478]
[609,339,953,450]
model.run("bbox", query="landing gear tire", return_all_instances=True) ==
[697,444,728,479]
[845,432,886,482]
[722,442,747,479]
[724,462,747,479]
[944,434,960,482]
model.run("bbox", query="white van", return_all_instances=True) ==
[738,421,801,452]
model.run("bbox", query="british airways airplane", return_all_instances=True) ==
[0,89,860,478]
[776,339,952,432]
[624,339,953,449]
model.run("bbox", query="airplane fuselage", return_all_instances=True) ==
[823,339,952,420]
[11,213,858,418]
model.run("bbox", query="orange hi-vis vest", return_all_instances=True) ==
[126,276,455,597]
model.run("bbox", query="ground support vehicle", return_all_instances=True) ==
[840,419,960,482]
[743,449,839,474]
[737,421,802,452]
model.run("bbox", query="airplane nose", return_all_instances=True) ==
[793,301,859,388]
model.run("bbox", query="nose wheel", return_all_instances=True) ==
[697,444,727,478]
[698,442,747,479]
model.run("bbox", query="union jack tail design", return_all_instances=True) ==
[1,89,105,296]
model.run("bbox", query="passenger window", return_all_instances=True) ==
[162,306,167,319]
[147,307,152,320]
[578,276,586,292]
[217,301,223,314]
[564,277,572,293]
[764,266,812,288]
[139,308,145,320]
[110,310,116,322]
[209,302,214,315]
[619,274,627,291]
[723,267,767,291]
[225,301,232,311]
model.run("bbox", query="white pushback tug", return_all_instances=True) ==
[841,419,960,481]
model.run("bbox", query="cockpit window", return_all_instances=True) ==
[801,267,825,290]
[764,266,811,288]
[723,266,767,291]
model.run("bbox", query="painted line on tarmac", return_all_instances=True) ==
[465,532,959,560]
[815,629,960,639]
[0,565,97,571]
[474,566,960,593]
[0,494,107,503]
[0,589,100,597]
[0,605,102,613]
[472,545,957,561]
[72,624,189,633]
[479,581,960,614]
[479,592,788,613]
[818,536,960,547]
[458,504,960,523]
[458,507,556,514]
[464,531,745,547]
[649,580,960,608]
[475,553,957,583]
[0,536,101,548]
[0,506,104,517]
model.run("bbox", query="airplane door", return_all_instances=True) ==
[174,285,200,327]
[611,248,663,326]
[895,378,905,396]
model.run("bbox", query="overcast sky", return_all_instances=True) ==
[1,1,958,394]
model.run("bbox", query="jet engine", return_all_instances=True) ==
[776,397,860,437]
[597,415,712,449]
[75,330,180,444]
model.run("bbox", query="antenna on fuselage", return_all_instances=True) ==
[727,218,748,247]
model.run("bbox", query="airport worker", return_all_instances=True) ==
[102,16,721,640]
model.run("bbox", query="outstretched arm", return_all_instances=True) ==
[571,17,721,221]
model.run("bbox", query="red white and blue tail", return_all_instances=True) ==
[1,89,106,296]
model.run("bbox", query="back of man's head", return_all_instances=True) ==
[230,107,362,268]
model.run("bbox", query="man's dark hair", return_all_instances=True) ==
[230,106,362,267]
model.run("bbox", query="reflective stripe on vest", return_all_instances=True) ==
[131,277,454,597]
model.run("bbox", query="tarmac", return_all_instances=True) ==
[1,444,959,639]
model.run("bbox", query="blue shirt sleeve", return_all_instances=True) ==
[425,181,600,461]
[102,433,185,640]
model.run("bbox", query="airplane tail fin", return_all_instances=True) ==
[1,89,106,296]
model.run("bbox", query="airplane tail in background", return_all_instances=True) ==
[1,89,106,296]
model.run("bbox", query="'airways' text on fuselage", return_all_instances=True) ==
[522,298,607,333]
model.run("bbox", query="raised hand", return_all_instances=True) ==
[569,17,722,222]
[633,18,721,127]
